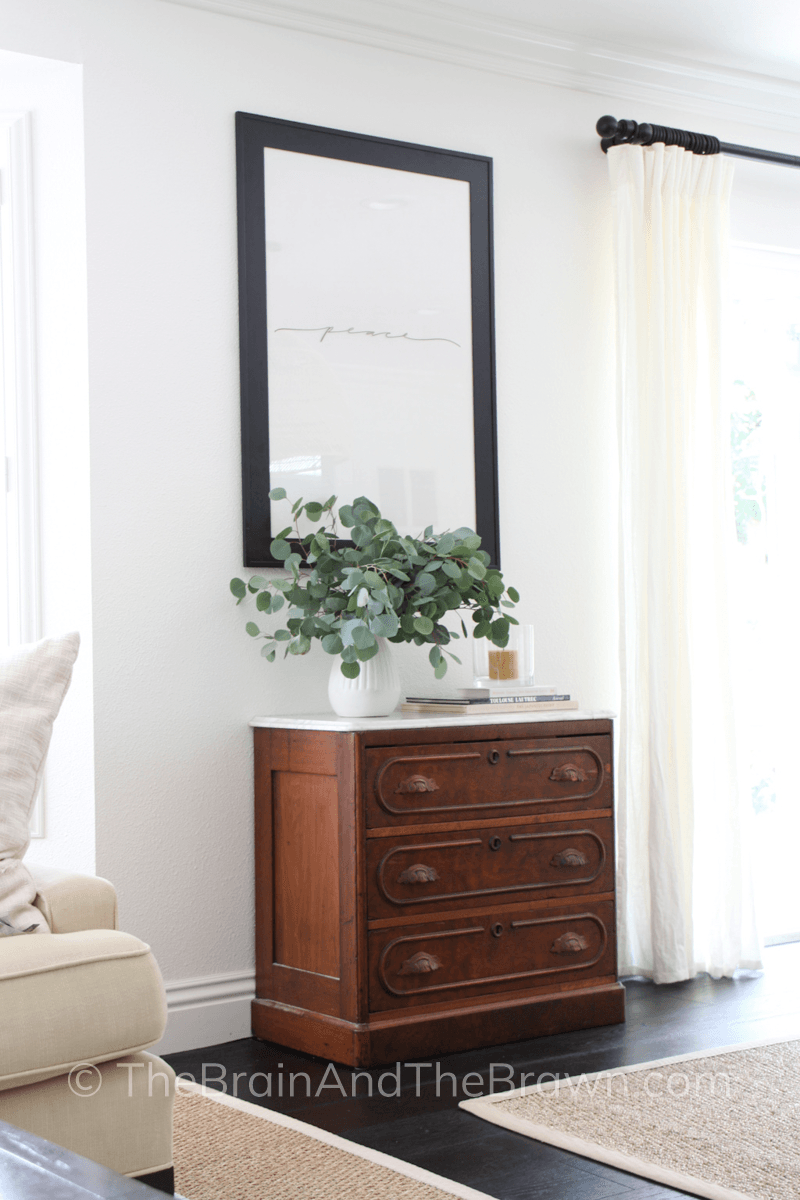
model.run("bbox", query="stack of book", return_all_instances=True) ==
[402,685,578,716]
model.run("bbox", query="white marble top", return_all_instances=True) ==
[249,709,614,732]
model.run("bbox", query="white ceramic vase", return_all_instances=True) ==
[327,637,402,718]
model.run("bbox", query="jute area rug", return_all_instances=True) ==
[174,1081,497,1200]
[460,1036,800,1200]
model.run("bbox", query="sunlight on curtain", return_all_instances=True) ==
[608,143,762,983]
[729,244,800,943]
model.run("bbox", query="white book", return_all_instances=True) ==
[402,699,579,715]
[457,684,558,699]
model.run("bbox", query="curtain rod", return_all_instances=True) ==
[596,115,800,169]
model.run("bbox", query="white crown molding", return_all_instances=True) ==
[161,0,800,134]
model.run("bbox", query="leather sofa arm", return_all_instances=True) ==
[27,866,118,933]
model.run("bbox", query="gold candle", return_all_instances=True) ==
[488,648,519,681]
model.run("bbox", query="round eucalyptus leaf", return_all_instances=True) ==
[352,625,376,650]
[414,615,434,636]
[270,538,292,561]
[268,486,287,500]
[230,578,247,599]
[340,660,361,678]
[371,613,399,638]
[490,618,510,646]
[245,622,260,637]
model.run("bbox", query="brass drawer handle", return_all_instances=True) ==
[395,774,439,794]
[552,931,589,955]
[398,950,441,975]
[550,763,588,782]
[551,848,589,868]
[397,863,440,885]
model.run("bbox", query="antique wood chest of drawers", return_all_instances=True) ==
[251,712,624,1066]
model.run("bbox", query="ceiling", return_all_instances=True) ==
[408,0,800,81]
[165,0,800,123]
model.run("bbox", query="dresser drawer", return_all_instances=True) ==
[368,899,616,1011]
[367,817,613,919]
[364,735,611,827]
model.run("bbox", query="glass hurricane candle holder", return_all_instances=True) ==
[473,624,534,688]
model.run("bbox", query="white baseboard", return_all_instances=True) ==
[151,970,256,1056]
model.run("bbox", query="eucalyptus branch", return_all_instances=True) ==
[231,491,520,679]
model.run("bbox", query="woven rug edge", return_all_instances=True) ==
[461,1031,800,1106]
[459,1095,755,1200]
[179,1080,499,1200]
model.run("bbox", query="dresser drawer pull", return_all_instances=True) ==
[550,763,588,783]
[397,950,442,975]
[395,774,439,794]
[551,931,590,955]
[551,848,589,868]
[397,863,440,885]
[487,749,500,765]
[491,922,504,938]
[488,836,502,851]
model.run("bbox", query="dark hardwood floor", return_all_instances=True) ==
[165,943,800,1199]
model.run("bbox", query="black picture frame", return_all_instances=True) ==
[235,111,500,568]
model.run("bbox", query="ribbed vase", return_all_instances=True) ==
[327,637,402,717]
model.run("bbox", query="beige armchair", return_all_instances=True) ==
[0,867,175,1194]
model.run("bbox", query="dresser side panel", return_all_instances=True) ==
[273,770,341,978]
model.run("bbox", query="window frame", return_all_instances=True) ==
[1,110,43,835]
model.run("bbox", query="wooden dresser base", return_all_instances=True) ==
[252,981,625,1067]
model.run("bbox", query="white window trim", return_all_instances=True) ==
[1,111,44,836]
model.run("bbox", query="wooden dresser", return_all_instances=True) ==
[251,711,624,1066]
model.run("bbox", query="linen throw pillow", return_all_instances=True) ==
[0,632,80,931]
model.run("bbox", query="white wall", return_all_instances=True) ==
[1,0,798,1048]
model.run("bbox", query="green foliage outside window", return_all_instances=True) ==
[730,383,767,545]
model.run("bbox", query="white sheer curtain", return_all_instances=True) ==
[609,143,762,982]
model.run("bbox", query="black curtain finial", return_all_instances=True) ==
[597,115,720,156]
